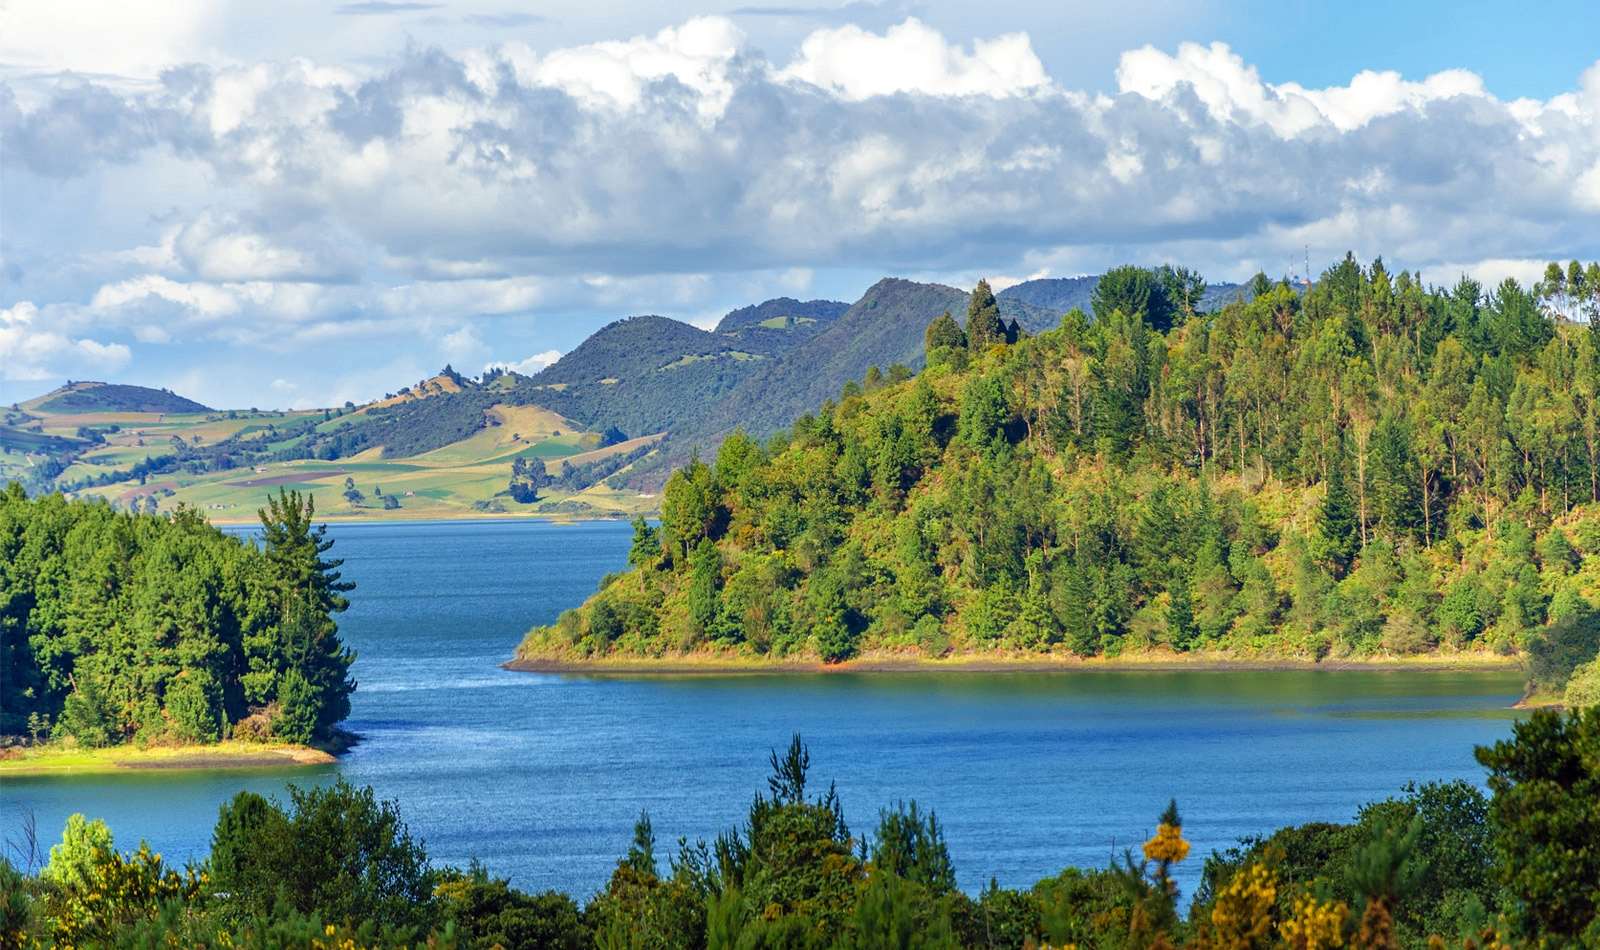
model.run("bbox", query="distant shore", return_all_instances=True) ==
[205,510,641,528]
[506,648,1523,676]
[0,740,340,777]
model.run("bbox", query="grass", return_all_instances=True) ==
[0,740,336,777]
[35,397,661,523]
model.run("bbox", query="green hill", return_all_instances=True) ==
[28,381,212,414]
[714,297,849,343]
[518,255,1600,685]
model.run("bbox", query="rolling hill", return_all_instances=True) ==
[24,381,212,414]
[3,269,1257,514]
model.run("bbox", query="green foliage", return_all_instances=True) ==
[965,280,1006,352]
[1475,708,1600,944]
[513,254,1599,683]
[41,814,114,894]
[0,486,353,745]
[209,779,436,930]
[437,864,587,950]
[11,721,1600,948]
[925,311,967,358]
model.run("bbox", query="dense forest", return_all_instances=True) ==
[520,256,1600,700]
[2,710,1596,947]
[0,486,355,747]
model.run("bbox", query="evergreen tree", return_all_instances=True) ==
[1368,413,1422,540]
[1166,571,1199,651]
[965,280,1005,351]
[924,312,966,354]
[1315,450,1360,576]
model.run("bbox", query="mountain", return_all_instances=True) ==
[23,381,212,415]
[512,301,847,441]
[714,297,849,348]
[627,281,1056,480]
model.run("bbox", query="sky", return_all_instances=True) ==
[4,0,1600,410]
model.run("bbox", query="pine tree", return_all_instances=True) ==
[965,280,1004,351]
[1369,413,1422,540]
[1316,451,1361,576]
[1166,572,1198,651]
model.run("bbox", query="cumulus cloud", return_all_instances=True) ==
[0,301,132,381]
[3,16,1600,398]
[778,17,1048,99]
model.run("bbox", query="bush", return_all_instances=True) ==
[1566,657,1600,708]
[165,670,223,743]
[41,814,113,893]
[209,780,436,931]
[436,864,587,949]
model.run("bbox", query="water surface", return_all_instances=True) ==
[0,518,1523,900]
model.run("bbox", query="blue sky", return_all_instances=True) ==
[4,1,1599,409]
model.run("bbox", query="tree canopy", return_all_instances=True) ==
[0,485,354,746]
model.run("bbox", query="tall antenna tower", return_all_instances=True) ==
[1303,245,1311,288]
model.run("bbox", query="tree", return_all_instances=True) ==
[210,780,436,930]
[965,280,1005,351]
[924,311,966,356]
[1368,413,1422,540]
[1315,450,1360,576]
[1475,709,1600,943]
[1093,265,1175,331]
[687,539,720,635]
[258,490,355,742]
[509,456,551,503]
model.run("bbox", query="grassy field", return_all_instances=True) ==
[0,741,336,776]
[11,388,663,521]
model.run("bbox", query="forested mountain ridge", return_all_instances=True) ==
[519,256,1600,700]
[645,278,1059,478]
[713,296,849,339]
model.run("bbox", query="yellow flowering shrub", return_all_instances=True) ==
[1206,862,1277,949]
[1278,893,1349,949]
[1143,823,1191,865]
[48,843,205,946]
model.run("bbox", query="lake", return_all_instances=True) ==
[0,518,1524,902]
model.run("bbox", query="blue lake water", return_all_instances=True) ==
[0,518,1524,901]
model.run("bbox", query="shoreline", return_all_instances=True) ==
[0,740,340,777]
[505,649,1524,676]
[206,511,640,528]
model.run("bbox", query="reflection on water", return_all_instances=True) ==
[0,518,1524,900]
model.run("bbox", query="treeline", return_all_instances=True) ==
[3,709,1597,948]
[520,257,1600,694]
[0,485,355,746]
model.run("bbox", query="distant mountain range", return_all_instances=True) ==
[3,271,1256,505]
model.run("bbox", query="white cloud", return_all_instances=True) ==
[505,16,744,119]
[485,350,562,376]
[3,16,1600,402]
[0,301,132,381]
[1116,41,1495,137]
[779,18,1048,100]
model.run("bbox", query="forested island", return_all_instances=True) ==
[517,257,1600,703]
[2,710,1597,948]
[0,486,356,767]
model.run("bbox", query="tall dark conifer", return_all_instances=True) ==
[965,280,1004,351]
[1316,448,1361,576]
